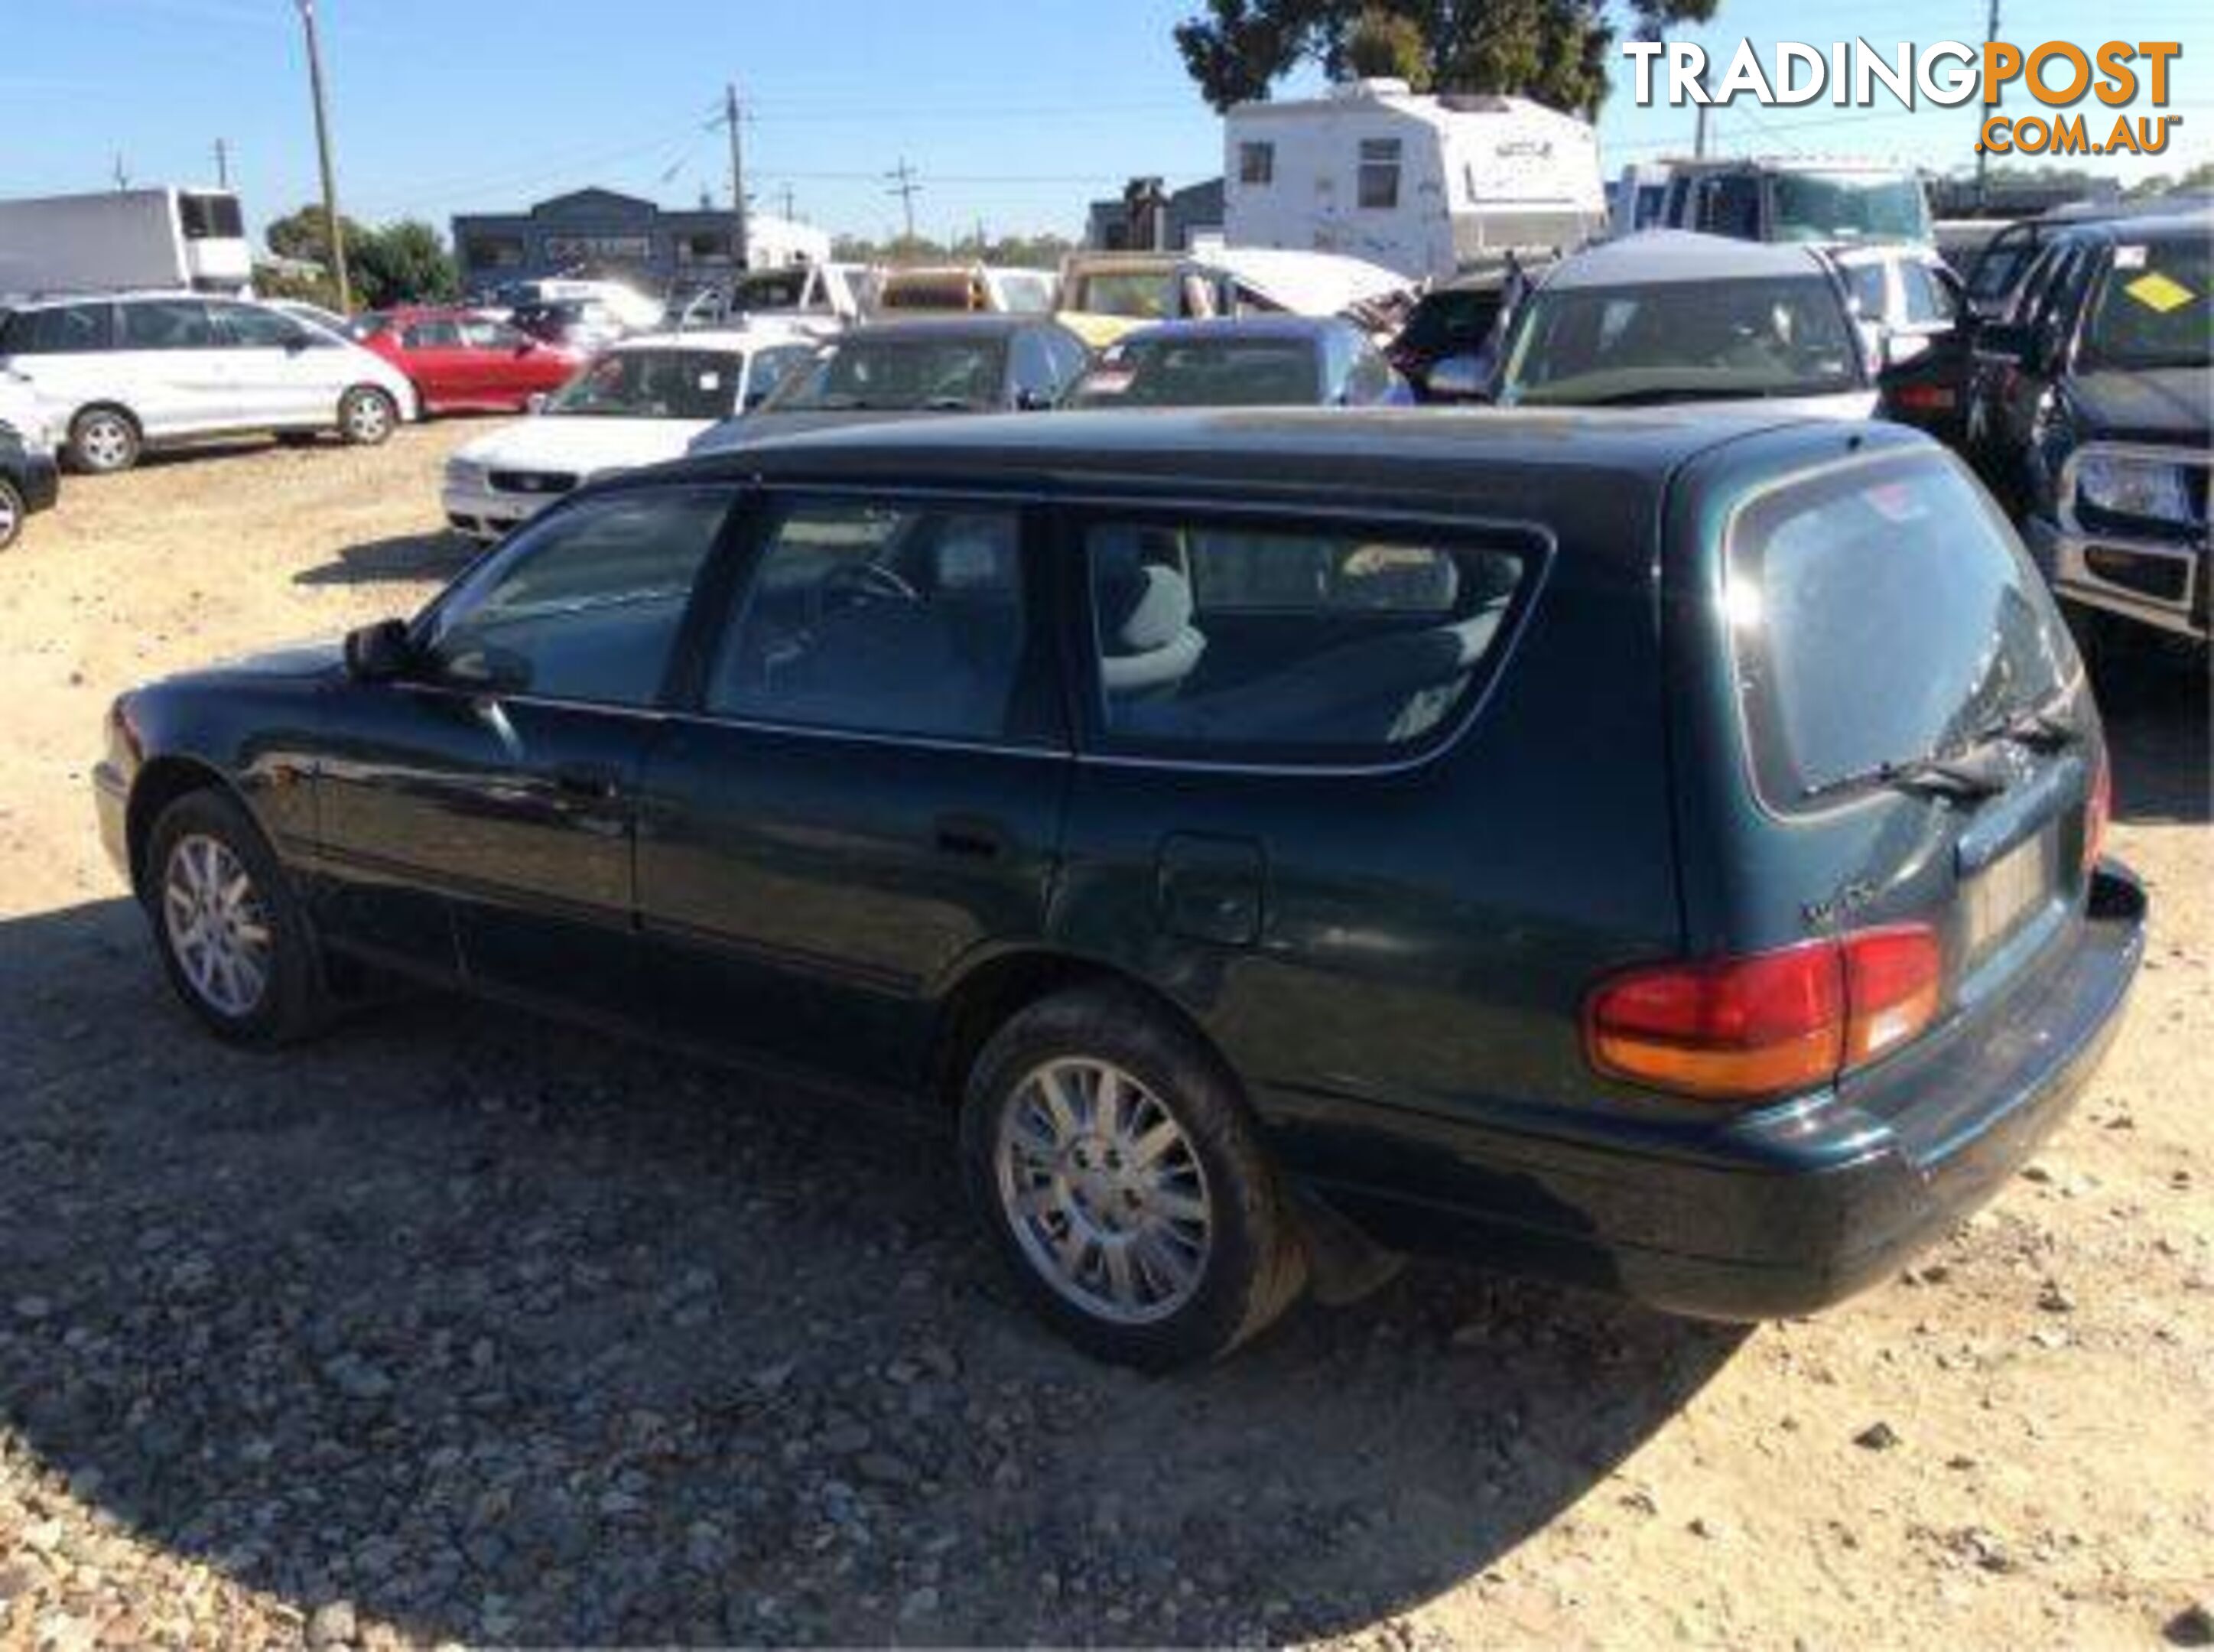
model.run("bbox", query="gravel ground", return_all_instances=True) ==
[0,424,2209,1649]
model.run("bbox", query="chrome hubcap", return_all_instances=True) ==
[346,394,390,440]
[994,1057,1212,1325]
[161,834,272,1017]
[82,418,129,468]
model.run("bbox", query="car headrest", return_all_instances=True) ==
[1107,565,1194,652]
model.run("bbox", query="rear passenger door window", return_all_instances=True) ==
[119,300,219,350]
[1077,515,1535,765]
[705,497,1050,745]
[2,302,115,355]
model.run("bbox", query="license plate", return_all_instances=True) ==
[1963,831,2053,958]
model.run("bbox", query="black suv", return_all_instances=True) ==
[94,411,2143,1368]
[0,418,60,551]
[1965,210,2210,652]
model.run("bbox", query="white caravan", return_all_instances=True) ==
[0,187,253,298]
[1224,80,1604,281]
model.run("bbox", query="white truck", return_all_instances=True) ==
[1223,79,1605,281]
[0,188,253,298]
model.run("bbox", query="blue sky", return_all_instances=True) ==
[4,0,2206,243]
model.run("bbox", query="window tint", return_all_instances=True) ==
[1010,330,1057,401]
[743,343,812,406]
[402,319,465,350]
[1358,138,1401,210]
[1727,454,2076,811]
[119,300,217,350]
[1695,174,1762,238]
[1842,262,1887,320]
[177,193,244,239]
[1,302,115,354]
[1900,259,1957,326]
[1042,326,1091,388]
[1072,337,1319,408]
[707,500,1038,743]
[216,304,307,349]
[420,489,730,707]
[1084,519,1529,763]
[1346,343,1396,403]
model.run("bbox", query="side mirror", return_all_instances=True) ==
[343,618,415,683]
[1425,356,1493,404]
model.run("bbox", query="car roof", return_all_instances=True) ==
[837,315,1057,342]
[1110,316,1350,346]
[658,407,1897,523]
[1545,231,1832,288]
[2051,208,2213,247]
[611,328,810,353]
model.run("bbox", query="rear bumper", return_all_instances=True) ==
[1289,866,2147,1319]
[2026,514,2209,644]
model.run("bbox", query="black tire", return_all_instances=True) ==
[67,406,141,474]
[337,385,398,446]
[0,477,23,551]
[143,788,331,1045]
[958,985,1307,1370]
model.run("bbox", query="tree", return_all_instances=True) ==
[1175,0,1720,118]
[262,206,460,310]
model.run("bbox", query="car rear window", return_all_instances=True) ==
[1726,452,2076,811]
[1,302,115,355]
[1083,516,1534,766]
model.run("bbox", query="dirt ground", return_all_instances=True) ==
[0,424,2207,1650]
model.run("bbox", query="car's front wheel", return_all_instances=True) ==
[67,407,141,474]
[338,385,398,446]
[145,789,330,1043]
[0,477,24,551]
[959,986,1306,1369]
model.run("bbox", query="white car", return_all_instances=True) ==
[1829,242,1965,366]
[441,327,818,541]
[0,291,418,473]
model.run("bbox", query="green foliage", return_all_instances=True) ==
[262,205,460,311]
[1175,0,1721,117]
[829,230,1078,268]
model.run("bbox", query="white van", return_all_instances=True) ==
[0,292,418,472]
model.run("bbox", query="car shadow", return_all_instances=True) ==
[292,529,483,589]
[2102,659,2209,827]
[0,896,1742,1646]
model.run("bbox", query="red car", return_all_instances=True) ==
[349,307,583,415]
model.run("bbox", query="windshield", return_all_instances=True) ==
[1397,287,1504,356]
[2081,239,2211,369]
[734,271,813,311]
[1072,337,1320,408]
[545,349,741,419]
[1770,171,1930,245]
[1068,272,1170,319]
[766,337,1005,411]
[1499,275,1862,406]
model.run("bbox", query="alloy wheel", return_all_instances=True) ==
[78,415,133,471]
[993,1056,1214,1325]
[344,392,392,443]
[161,833,274,1018]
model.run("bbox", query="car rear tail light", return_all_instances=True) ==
[1889,382,1956,413]
[2082,750,2111,875]
[1587,925,1943,1102]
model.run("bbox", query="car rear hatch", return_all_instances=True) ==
[1634,430,2121,1153]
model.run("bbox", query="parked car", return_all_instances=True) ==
[667,264,866,338]
[1442,233,1875,416]
[1055,252,1179,348]
[1831,242,1965,364]
[489,278,662,333]
[1385,254,1551,398]
[441,328,818,540]
[1964,210,2211,655]
[690,316,1088,453]
[1069,317,1406,408]
[0,291,416,472]
[869,264,1060,318]
[351,307,585,416]
[509,298,629,353]
[1656,157,1933,246]
[0,412,60,551]
[96,410,2142,1368]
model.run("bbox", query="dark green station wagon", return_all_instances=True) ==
[94,410,2145,1368]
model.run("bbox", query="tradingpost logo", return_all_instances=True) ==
[1622,37,2184,157]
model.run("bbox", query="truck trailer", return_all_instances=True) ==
[0,188,253,298]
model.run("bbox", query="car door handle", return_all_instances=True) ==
[934,815,1006,861]
[553,763,624,802]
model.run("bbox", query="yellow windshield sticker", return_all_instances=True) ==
[2124,271,2197,314]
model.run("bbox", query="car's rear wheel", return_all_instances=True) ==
[338,385,398,446]
[0,478,23,550]
[959,985,1306,1369]
[145,789,330,1044]
[67,407,140,474]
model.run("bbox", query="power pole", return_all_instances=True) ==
[779,184,796,222]
[1975,0,2001,208]
[295,0,350,312]
[886,159,921,245]
[214,138,229,190]
[112,154,129,192]
[725,83,750,270]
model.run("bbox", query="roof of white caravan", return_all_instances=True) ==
[1177,247,1414,311]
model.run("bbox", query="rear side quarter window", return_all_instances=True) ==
[1079,515,1538,766]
